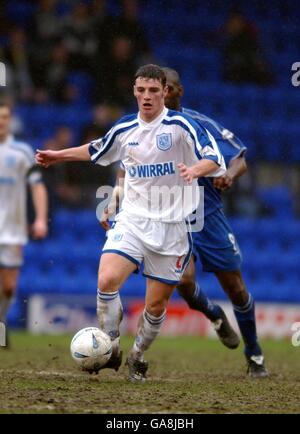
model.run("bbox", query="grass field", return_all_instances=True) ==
[0,332,299,414]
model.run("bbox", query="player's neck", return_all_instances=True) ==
[139,106,165,123]
[165,98,180,112]
[0,134,8,144]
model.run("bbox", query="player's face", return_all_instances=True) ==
[164,78,183,111]
[0,107,11,139]
[134,77,167,122]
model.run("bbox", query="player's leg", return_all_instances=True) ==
[176,256,240,349]
[0,268,19,323]
[126,236,189,383]
[194,208,267,376]
[215,270,268,378]
[0,245,22,340]
[126,278,175,382]
[96,218,143,372]
[177,256,222,321]
[0,268,19,348]
[96,252,138,370]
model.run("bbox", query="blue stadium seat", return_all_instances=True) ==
[257,187,293,217]
[7,298,25,328]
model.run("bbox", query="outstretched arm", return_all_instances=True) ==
[213,156,247,191]
[36,144,90,168]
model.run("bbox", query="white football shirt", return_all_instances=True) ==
[89,107,226,222]
[0,135,41,245]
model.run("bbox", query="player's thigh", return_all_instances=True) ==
[0,245,23,269]
[98,253,137,291]
[193,210,242,272]
[0,268,19,294]
[145,278,175,316]
[179,255,196,287]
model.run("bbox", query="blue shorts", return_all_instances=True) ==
[192,208,242,272]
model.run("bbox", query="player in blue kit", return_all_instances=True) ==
[163,67,268,378]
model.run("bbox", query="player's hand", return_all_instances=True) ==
[100,201,118,231]
[35,149,61,168]
[31,219,48,239]
[213,174,234,191]
[177,163,195,184]
[100,206,113,231]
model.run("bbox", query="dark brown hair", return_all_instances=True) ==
[134,64,166,87]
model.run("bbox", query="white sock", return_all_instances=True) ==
[131,309,166,361]
[97,289,123,354]
[0,293,13,323]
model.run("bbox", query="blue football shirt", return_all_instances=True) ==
[182,108,247,217]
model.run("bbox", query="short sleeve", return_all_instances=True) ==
[88,114,138,166]
[182,116,226,177]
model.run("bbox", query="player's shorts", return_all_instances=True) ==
[0,245,23,268]
[102,214,192,284]
[192,208,242,272]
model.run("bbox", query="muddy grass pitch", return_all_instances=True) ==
[0,332,299,414]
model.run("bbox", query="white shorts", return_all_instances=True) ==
[0,245,23,268]
[103,216,192,284]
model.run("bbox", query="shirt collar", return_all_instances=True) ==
[138,106,168,129]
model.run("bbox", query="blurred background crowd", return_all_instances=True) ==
[0,0,299,319]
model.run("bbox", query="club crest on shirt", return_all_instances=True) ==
[156,133,172,151]
[112,233,123,241]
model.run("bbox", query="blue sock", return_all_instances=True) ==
[233,294,262,358]
[184,283,222,322]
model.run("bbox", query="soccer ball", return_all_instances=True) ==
[70,327,112,372]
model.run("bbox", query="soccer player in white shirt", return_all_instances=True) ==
[36,64,226,382]
[0,103,48,342]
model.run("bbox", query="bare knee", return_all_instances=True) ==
[0,269,18,298]
[228,280,248,304]
[1,285,15,298]
[98,273,121,293]
[146,299,168,317]
[1,277,17,298]
[218,272,249,306]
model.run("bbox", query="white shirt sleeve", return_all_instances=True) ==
[184,123,226,177]
[88,130,124,166]
[88,116,138,166]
